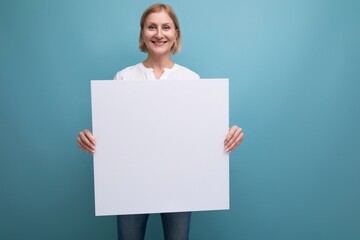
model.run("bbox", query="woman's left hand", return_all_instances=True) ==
[224,125,244,153]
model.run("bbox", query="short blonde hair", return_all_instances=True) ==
[139,3,182,54]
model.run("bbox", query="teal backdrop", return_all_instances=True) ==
[1,0,359,239]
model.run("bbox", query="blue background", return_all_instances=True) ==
[1,0,359,239]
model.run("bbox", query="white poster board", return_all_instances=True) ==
[91,79,229,216]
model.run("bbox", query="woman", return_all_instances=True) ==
[78,3,244,240]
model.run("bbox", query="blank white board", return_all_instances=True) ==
[91,79,229,216]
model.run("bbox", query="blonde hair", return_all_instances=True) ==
[139,3,182,54]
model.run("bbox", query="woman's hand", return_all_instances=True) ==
[77,129,96,154]
[224,125,244,153]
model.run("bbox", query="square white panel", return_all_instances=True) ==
[91,79,229,216]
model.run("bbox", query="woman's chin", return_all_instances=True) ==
[148,48,171,56]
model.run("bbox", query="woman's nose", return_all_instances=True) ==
[155,28,164,38]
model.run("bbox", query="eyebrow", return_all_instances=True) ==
[147,22,172,25]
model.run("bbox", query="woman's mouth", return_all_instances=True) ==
[151,41,167,46]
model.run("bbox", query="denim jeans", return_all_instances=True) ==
[117,212,191,240]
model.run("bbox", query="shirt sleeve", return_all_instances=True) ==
[113,71,122,80]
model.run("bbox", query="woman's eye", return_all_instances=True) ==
[148,25,156,30]
[163,26,170,30]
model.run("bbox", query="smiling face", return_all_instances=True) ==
[141,10,179,57]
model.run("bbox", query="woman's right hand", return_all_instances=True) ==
[77,129,96,154]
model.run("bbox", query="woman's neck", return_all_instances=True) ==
[143,55,174,70]
[143,55,175,80]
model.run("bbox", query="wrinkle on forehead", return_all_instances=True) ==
[145,10,174,25]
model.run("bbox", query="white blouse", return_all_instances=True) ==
[113,63,200,81]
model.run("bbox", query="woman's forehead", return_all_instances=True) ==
[145,10,173,24]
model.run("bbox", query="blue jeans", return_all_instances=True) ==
[117,212,191,240]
